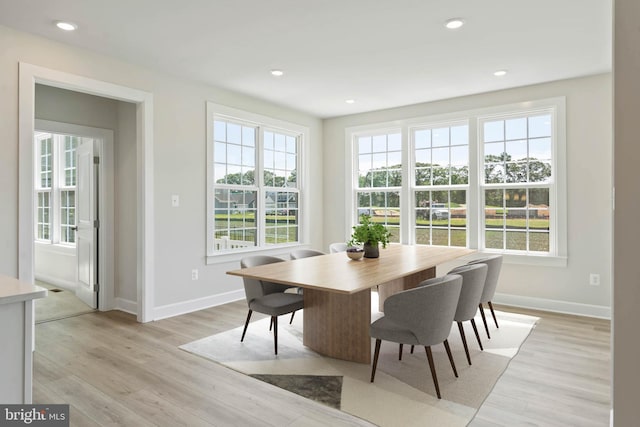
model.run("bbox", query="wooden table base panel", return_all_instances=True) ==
[377,266,436,312]
[303,288,371,364]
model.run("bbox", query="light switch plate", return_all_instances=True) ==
[171,195,179,207]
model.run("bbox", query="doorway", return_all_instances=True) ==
[18,63,155,322]
[33,120,113,322]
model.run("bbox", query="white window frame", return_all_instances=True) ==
[206,102,310,264]
[345,97,567,266]
[33,131,78,247]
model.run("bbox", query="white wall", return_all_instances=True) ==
[115,101,138,303]
[0,24,324,318]
[323,74,612,316]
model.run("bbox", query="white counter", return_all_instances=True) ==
[0,275,47,404]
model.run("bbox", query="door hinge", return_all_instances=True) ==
[94,156,100,164]
[94,219,100,228]
[94,283,100,292]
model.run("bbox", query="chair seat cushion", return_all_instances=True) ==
[249,293,304,316]
[370,316,419,345]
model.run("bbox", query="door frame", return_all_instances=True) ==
[19,63,155,322]
[34,119,114,310]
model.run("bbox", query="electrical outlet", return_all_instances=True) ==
[589,273,600,286]
[191,269,198,280]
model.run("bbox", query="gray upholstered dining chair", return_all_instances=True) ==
[240,255,304,355]
[467,255,503,339]
[329,242,348,253]
[290,248,326,259]
[370,274,463,399]
[448,263,488,365]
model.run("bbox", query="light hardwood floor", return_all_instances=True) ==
[33,302,610,426]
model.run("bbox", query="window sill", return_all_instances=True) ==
[206,243,311,266]
[472,250,567,268]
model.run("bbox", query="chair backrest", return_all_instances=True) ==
[329,242,348,253]
[448,263,488,322]
[383,274,462,346]
[290,249,325,260]
[240,255,289,305]
[467,255,503,303]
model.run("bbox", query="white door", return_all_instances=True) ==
[76,139,98,309]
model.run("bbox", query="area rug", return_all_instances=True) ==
[180,298,538,427]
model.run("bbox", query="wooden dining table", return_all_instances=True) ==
[227,244,474,363]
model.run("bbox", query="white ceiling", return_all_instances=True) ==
[0,0,612,118]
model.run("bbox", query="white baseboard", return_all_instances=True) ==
[34,273,76,291]
[494,292,611,319]
[114,297,138,315]
[153,289,245,321]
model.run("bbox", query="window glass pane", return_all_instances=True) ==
[450,125,468,146]
[484,142,504,161]
[450,146,468,166]
[415,149,429,164]
[214,141,227,163]
[485,164,505,184]
[506,231,527,251]
[213,189,257,251]
[387,151,401,167]
[214,120,226,142]
[484,120,504,142]
[264,131,298,190]
[505,140,527,161]
[432,127,449,147]
[415,167,431,186]
[358,136,372,154]
[529,115,552,138]
[528,160,551,183]
[387,133,401,151]
[530,232,550,252]
[264,131,274,150]
[372,135,386,152]
[243,126,256,147]
[505,117,527,140]
[227,123,241,144]
[414,129,431,149]
[529,137,552,161]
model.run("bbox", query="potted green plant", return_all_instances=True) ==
[348,214,391,258]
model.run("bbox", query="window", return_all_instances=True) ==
[412,123,469,247]
[207,103,308,257]
[34,133,79,245]
[481,113,552,253]
[347,98,566,262]
[354,131,402,242]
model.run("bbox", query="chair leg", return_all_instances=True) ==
[470,318,484,351]
[241,310,253,342]
[410,345,414,354]
[269,317,273,331]
[488,301,499,329]
[424,346,441,399]
[457,321,472,365]
[272,316,278,355]
[443,339,458,378]
[371,339,382,382]
[290,311,295,324]
[479,303,491,339]
[399,343,403,360]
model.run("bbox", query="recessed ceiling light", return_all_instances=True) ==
[345,99,355,104]
[445,18,464,30]
[271,69,284,77]
[55,21,77,31]
[494,69,508,77]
